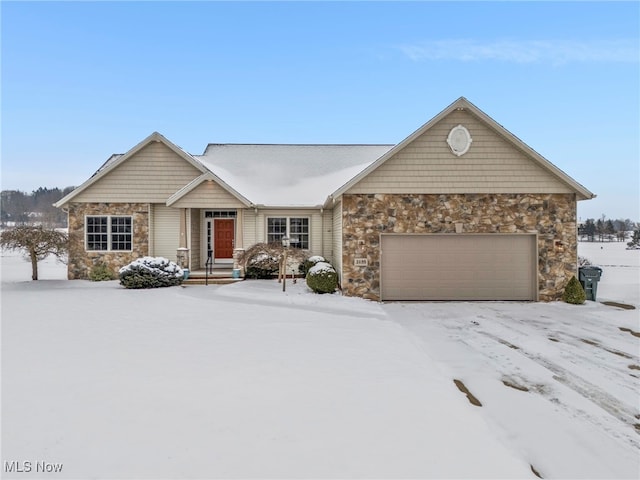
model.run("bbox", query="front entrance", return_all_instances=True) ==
[204,215,235,265]
[214,219,234,259]
[202,210,238,267]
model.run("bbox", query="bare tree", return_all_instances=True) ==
[0,226,68,280]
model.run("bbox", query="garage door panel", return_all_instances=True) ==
[381,234,536,301]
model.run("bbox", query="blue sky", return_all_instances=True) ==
[2,1,639,221]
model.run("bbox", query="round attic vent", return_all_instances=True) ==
[447,125,473,156]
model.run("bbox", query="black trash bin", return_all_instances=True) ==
[578,266,603,301]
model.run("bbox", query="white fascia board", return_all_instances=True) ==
[252,204,324,210]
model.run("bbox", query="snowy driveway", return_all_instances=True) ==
[386,300,639,479]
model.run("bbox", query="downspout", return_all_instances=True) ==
[149,204,154,256]
[320,207,324,258]
[186,208,191,269]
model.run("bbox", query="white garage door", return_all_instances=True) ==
[381,234,537,301]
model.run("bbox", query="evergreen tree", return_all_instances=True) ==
[627,229,640,249]
[582,218,596,241]
[605,219,615,240]
[563,276,586,305]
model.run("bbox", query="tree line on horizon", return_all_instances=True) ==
[1,187,75,228]
[578,216,638,242]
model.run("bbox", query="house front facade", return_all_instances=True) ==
[55,97,594,301]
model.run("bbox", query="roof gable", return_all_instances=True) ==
[332,97,594,201]
[54,132,207,207]
[166,172,252,208]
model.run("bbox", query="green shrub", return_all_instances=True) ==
[119,257,184,289]
[301,255,326,276]
[89,263,116,281]
[306,261,338,294]
[563,276,586,305]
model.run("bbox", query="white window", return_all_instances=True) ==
[267,217,309,249]
[86,216,132,251]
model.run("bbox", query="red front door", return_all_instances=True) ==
[214,219,234,259]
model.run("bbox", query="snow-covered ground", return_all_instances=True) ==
[1,242,638,479]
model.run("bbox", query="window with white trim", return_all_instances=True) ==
[267,217,309,249]
[86,216,132,251]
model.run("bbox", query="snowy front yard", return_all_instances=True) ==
[1,243,638,479]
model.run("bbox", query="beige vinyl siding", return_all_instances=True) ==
[242,208,257,248]
[151,204,180,262]
[332,200,342,277]
[235,209,244,249]
[348,109,574,195]
[171,180,246,209]
[322,209,333,263]
[74,142,202,203]
[190,209,201,269]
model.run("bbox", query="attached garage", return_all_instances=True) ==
[380,234,538,301]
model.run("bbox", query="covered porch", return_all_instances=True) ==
[162,170,253,273]
[174,207,246,274]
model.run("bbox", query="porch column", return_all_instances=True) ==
[179,208,187,248]
[233,209,245,275]
[176,208,190,269]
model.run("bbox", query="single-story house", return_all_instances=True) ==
[55,97,594,301]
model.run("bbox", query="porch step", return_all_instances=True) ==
[182,269,243,285]
[182,277,243,286]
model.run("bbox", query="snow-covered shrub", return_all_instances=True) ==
[240,242,309,279]
[563,276,586,305]
[239,243,281,279]
[306,261,338,294]
[89,263,116,281]
[301,255,326,275]
[119,257,183,289]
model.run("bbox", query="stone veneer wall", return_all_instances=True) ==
[341,193,577,302]
[67,203,149,279]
